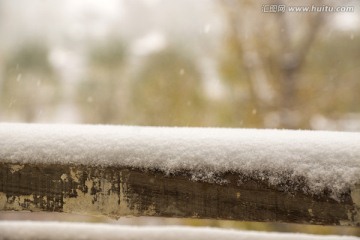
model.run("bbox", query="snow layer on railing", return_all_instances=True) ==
[0,221,358,240]
[0,123,360,198]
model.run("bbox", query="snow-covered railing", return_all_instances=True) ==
[0,123,359,226]
[1,222,359,240]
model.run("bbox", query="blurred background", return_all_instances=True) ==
[0,0,360,236]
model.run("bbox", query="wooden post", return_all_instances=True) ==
[1,162,359,226]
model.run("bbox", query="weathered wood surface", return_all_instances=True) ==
[0,162,359,226]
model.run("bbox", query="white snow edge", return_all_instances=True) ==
[0,123,360,198]
[0,221,358,240]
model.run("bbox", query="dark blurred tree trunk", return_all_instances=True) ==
[219,0,324,129]
[277,9,323,128]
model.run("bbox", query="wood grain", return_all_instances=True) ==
[0,162,359,226]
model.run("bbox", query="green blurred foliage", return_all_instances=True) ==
[0,42,59,122]
[77,39,128,124]
[301,33,360,117]
[90,40,127,67]
[130,48,205,126]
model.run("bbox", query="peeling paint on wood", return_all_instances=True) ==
[0,162,359,226]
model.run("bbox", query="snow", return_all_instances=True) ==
[0,221,358,240]
[1,123,360,198]
[131,31,167,56]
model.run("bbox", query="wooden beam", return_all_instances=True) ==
[0,162,359,226]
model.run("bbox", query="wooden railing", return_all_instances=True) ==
[1,162,359,226]
[0,124,359,227]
